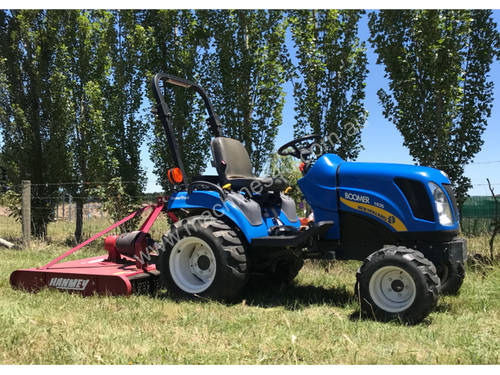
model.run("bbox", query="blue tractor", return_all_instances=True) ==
[152,73,467,324]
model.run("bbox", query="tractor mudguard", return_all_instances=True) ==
[167,190,299,243]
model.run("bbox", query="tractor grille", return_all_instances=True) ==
[442,183,459,222]
[395,178,435,222]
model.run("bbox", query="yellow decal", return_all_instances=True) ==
[284,186,292,194]
[113,271,130,275]
[340,197,407,232]
[222,183,232,190]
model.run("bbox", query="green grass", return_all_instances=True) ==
[0,215,499,364]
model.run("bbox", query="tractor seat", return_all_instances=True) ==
[211,137,287,193]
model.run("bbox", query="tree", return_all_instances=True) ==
[199,10,291,175]
[1,10,155,241]
[0,10,73,238]
[369,10,500,209]
[102,10,148,199]
[289,10,368,160]
[143,11,210,186]
[58,10,115,241]
[142,10,211,189]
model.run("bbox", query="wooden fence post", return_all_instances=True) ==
[68,194,72,222]
[22,180,31,247]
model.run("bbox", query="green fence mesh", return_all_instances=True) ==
[460,196,498,236]
[461,196,497,219]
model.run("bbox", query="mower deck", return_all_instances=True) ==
[10,254,160,296]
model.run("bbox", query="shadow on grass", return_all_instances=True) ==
[154,278,356,311]
[238,278,356,311]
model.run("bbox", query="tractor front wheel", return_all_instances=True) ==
[355,246,440,324]
[160,215,248,301]
[436,261,465,295]
[267,257,304,283]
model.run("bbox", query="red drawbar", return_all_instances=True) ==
[10,197,169,297]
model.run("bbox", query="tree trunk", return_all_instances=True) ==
[74,199,84,243]
[32,211,48,239]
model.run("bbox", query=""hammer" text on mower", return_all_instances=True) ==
[48,277,90,291]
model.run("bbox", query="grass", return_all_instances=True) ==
[0,215,499,364]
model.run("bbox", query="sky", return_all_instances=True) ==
[142,10,500,196]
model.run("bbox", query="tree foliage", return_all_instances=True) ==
[0,10,149,240]
[89,177,142,233]
[103,10,148,198]
[369,10,500,208]
[0,10,73,237]
[199,10,291,175]
[142,10,210,189]
[290,10,368,160]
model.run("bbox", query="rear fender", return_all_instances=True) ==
[167,191,299,243]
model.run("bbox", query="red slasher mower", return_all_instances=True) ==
[10,197,174,296]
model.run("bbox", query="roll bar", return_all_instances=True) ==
[151,73,223,187]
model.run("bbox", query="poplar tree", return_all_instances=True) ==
[0,10,72,238]
[59,10,114,241]
[199,10,291,175]
[290,10,368,160]
[142,10,210,189]
[369,10,500,208]
[102,10,148,200]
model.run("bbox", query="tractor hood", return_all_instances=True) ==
[338,161,451,187]
[298,153,459,239]
[337,160,459,233]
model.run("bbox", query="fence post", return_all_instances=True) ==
[68,194,72,222]
[22,180,31,247]
[62,192,65,219]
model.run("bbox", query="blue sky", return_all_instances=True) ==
[144,10,500,196]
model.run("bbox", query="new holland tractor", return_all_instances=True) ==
[11,73,466,324]
[152,73,466,323]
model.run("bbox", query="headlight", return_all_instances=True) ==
[428,182,453,225]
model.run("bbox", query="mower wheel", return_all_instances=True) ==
[160,215,248,301]
[436,261,465,295]
[355,246,440,324]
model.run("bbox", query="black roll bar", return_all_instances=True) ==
[151,73,223,188]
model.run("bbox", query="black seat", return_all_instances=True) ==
[211,137,287,193]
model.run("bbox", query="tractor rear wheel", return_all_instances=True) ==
[160,215,248,301]
[436,261,465,295]
[355,246,439,324]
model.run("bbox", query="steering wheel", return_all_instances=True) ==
[278,135,322,160]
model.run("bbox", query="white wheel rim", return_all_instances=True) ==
[369,266,416,313]
[169,237,216,294]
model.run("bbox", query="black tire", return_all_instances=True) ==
[267,257,304,283]
[355,246,440,324]
[160,215,248,301]
[436,261,465,295]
